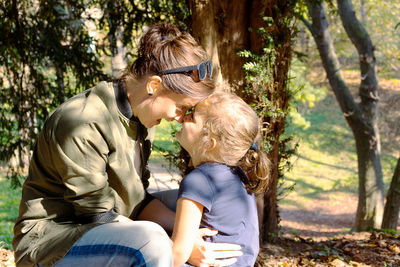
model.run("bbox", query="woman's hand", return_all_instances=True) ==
[188,228,243,267]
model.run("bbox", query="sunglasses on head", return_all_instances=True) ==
[158,61,212,82]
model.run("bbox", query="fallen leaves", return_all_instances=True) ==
[255,231,400,267]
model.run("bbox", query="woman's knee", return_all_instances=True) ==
[132,221,173,266]
[56,222,172,267]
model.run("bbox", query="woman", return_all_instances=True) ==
[12,24,241,267]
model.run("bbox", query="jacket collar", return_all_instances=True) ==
[113,80,138,122]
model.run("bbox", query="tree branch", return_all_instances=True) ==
[296,12,313,36]
[304,0,360,122]
[337,0,372,54]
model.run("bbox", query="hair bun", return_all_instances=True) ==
[138,23,181,59]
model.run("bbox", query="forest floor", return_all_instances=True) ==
[255,196,400,267]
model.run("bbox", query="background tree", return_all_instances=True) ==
[0,0,189,186]
[0,0,106,186]
[382,157,400,229]
[301,0,385,230]
[96,0,190,74]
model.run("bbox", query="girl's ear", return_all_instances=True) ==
[146,75,163,96]
[206,137,217,151]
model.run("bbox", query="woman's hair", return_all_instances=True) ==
[196,91,271,193]
[121,23,214,99]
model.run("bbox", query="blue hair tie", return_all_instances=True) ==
[250,142,258,151]
[161,35,170,41]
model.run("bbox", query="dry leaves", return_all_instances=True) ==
[255,232,400,267]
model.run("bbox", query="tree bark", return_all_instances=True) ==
[259,0,294,242]
[56,65,65,104]
[382,157,400,229]
[189,0,295,243]
[189,0,223,86]
[189,0,251,95]
[337,0,384,230]
[304,0,384,230]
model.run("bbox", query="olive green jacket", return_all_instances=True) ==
[12,81,155,267]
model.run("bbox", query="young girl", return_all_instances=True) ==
[172,91,271,267]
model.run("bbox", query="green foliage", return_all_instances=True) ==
[0,0,107,184]
[239,22,297,201]
[362,0,400,76]
[0,0,190,186]
[151,120,186,173]
[0,176,21,250]
[297,0,400,77]
[313,245,344,260]
[369,228,399,238]
[95,0,190,60]
[238,48,283,120]
[287,58,328,130]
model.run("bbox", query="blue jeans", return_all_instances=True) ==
[53,221,172,267]
[52,190,179,267]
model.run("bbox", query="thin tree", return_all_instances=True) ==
[301,0,385,230]
[382,157,400,229]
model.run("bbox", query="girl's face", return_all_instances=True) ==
[137,90,199,128]
[176,104,206,160]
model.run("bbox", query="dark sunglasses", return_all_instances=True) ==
[158,61,212,82]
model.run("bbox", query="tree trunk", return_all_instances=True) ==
[337,0,384,230]
[189,0,250,95]
[189,0,223,86]
[304,0,384,230]
[382,157,400,229]
[259,1,294,242]
[56,65,65,104]
[189,0,295,243]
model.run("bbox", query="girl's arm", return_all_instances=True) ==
[171,197,203,267]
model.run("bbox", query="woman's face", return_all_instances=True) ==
[137,90,199,128]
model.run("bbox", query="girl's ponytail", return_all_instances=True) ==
[239,142,271,194]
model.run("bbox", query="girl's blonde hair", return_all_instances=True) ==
[197,91,271,193]
[120,23,214,99]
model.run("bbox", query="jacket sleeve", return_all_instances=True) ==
[52,121,116,218]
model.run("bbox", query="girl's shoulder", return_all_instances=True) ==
[195,162,231,172]
[194,162,244,185]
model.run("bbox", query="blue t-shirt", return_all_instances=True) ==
[178,162,259,267]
